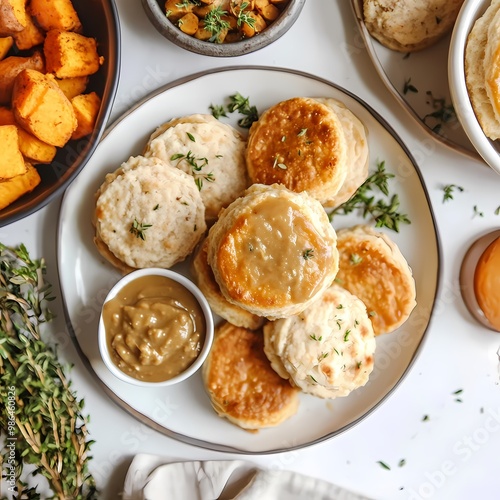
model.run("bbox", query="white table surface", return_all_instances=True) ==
[3,1,500,498]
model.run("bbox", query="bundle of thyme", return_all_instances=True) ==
[329,160,411,232]
[0,244,97,499]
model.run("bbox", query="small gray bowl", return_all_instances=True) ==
[142,0,306,57]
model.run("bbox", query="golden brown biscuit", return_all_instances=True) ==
[245,97,347,205]
[264,284,376,399]
[335,225,416,335]
[363,0,464,52]
[191,238,264,330]
[207,184,339,320]
[313,97,369,208]
[202,321,299,431]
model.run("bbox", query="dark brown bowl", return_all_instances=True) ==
[0,0,121,228]
[142,0,305,57]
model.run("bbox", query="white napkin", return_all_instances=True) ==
[122,453,373,500]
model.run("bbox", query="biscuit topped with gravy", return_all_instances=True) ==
[144,113,249,221]
[202,321,299,431]
[245,97,348,205]
[207,184,339,320]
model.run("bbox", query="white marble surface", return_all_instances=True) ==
[3,1,500,498]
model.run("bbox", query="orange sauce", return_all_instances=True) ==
[474,237,500,330]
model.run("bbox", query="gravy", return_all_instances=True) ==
[103,275,205,382]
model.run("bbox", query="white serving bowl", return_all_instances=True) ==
[98,268,214,387]
[449,0,500,174]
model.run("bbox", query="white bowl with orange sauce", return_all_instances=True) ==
[98,268,214,386]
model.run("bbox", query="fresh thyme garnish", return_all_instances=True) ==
[130,218,152,240]
[171,151,215,190]
[329,160,411,232]
[403,77,418,95]
[309,334,322,341]
[297,128,307,136]
[318,352,329,361]
[377,461,391,470]
[236,2,256,29]
[423,414,430,421]
[424,91,456,134]
[309,374,318,384]
[495,206,500,215]
[350,253,363,265]
[187,132,196,142]
[153,203,160,210]
[473,205,484,218]
[399,459,406,467]
[336,304,344,309]
[210,92,259,128]
[0,244,97,498]
[209,104,227,119]
[442,184,464,202]
[343,329,351,342]
[175,0,200,8]
[303,248,314,260]
[203,6,230,43]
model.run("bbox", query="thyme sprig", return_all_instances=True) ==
[424,91,456,134]
[329,160,411,232]
[130,218,152,240]
[210,92,259,128]
[171,151,215,190]
[236,2,256,29]
[0,243,97,499]
[203,6,230,43]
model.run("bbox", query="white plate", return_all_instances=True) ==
[57,66,441,454]
[350,0,481,162]
[449,0,500,175]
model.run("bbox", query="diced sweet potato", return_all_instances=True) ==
[178,13,199,35]
[0,124,26,179]
[12,69,77,147]
[13,13,45,50]
[71,91,101,140]
[0,162,40,210]
[0,50,45,104]
[28,0,81,32]
[0,35,13,59]
[0,105,57,163]
[44,29,103,78]
[165,0,194,22]
[55,75,89,99]
[0,0,26,36]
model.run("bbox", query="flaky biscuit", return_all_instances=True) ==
[191,238,264,330]
[245,97,348,205]
[313,97,369,208]
[206,184,339,320]
[144,114,249,220]
[263,284,376,399]
[335,225,416,335]
[93,155,206,272]
[202,321,299,431]
[363,0,464,52]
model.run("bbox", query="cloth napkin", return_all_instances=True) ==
[122,454,373,500]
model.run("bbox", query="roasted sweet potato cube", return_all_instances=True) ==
[178,13,199,35]
[0,106,57,163]
[44,29,103,78]
[0,163,40,210]
[0,35,13,59]
[28,0,81,32]
[13,13,45,50]
[241,11,266,37]
[0,51,45,104]
[0,124,26,179]
[71,91,101,140]
[55,75,89,99]
[165,0,194,22]
[12,69,77,147]
[259,4,279,21]
[0,0,26,36]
